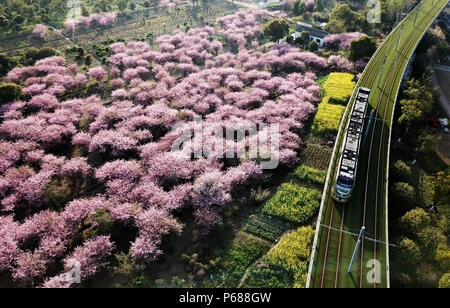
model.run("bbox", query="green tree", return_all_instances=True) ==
[118,0,127,11]
[292,0,307,16]
[417,134,439,154]
[113,252,145,278]
[308,40,319,52]
[12,14,24,30]
[325,4,356,33]
[396,237,422,265]
[0,83,22,105]
[84,208,114,239]
[286,35,294,44]
[429,171,450,208]
[36,47,57,59]
[130,275,152,288]
[263,18,290,43]
[325,18,346,33]
[81,5,89,17]
[76,47,85,59]
[84,54,92,66]
[439,273,450,288]
[129,2,136,11]
[402,79,433,114]
[399,208,431,234]
[393,160,412,182]
[398,99,423,126]
[349,36,376,61]
[435,244,450,271]
[300,30,310,44]
[314,0,324,12]
[0,15,8,27]
[393,182,415,205]
[417,227,446,258]
[0,54,11,76]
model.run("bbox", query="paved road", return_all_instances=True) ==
[307,0,449,288]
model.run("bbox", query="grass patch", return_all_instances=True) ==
[289,165,327,186]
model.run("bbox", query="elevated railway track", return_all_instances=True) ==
[307,0,449,288]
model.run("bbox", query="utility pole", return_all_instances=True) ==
[348,226,365,273]
[414,2,421,26]
[396,23,404,52]
[377,55,387,88]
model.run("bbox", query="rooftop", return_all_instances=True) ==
[295,25,330,39]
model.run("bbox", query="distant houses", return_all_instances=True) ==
[293,25,330,47]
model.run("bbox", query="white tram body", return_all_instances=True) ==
[332,87,370,203]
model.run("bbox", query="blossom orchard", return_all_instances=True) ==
[0,9,326,287]
[171,115,281,170]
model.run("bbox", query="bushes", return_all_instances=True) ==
[241,265,294,288]
[393,182,416,206]
[290,165,327,186]
[262,183,321,224]
[395,237,422,266]
[0,83,22,104]
[439,273,450,288]
[393,160,412,182]
[399,208,431,235]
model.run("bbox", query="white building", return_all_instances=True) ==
[293,25,330,47]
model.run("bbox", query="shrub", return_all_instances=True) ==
[242,265,294,288]
[399,208,431,235]
[439,273,450,288]
[396,237,422,265]
[290,165,327,186]
[393,160,412,182]
[0,83,22,104]
[393,182,416,206]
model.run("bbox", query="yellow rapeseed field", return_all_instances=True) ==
[312,73,356,136]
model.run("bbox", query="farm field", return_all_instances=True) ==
[311,72,356,137]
